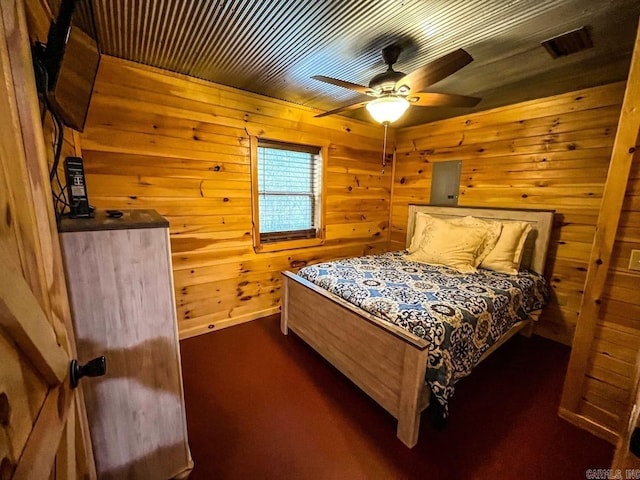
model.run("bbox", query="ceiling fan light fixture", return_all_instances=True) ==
[366,96,410,124]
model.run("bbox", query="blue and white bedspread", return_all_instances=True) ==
[296,251,549,415]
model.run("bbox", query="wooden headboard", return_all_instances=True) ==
[405,205,555,275]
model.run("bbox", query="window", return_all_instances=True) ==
[251,137,326,252]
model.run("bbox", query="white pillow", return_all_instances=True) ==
[406,216,489,273]
[480,221,532,275]
[408,212,436,254]
[449,216,503,267]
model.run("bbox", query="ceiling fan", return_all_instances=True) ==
[312,45,481,124]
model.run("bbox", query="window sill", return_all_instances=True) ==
[254,237,324,253]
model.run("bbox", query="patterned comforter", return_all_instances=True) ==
[296,251,549,415]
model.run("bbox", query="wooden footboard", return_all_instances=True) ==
[281,271,430,448]
[281,270,541,448]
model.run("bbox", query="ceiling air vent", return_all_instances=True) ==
[541,26,593,59]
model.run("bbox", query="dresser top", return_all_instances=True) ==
[58,209,169,233]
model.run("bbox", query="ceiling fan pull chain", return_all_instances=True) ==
[381,122,388,174]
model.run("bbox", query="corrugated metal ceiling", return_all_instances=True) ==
[63,0,640,126]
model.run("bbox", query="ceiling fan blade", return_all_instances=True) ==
[315,100,370,118]
[410,92,481,108]
[395,48,473,93]
[311,75,373,95]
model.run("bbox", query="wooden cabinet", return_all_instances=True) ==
[59,209,192,479]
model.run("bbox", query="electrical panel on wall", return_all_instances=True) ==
[430,160,462,206]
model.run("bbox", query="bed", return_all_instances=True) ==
[281,205,554,447]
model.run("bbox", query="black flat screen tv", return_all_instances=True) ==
[41,0,100,132]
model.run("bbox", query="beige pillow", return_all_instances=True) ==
[449,216,502,266]
[408,212,437,254]
[406,217,489,273]
[480,221,532,275]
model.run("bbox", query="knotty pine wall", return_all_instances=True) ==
[589,146,640,435]
[79,56,391,338]
[391,82,626,346]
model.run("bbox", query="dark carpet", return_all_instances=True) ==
[180,315,613,479]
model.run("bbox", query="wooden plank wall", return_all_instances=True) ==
[560,32,640,443]
[79,56,391,338]
[391,82,626,346]
[579,141,640,436]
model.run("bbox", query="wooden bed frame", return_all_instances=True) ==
[281,205,554,447]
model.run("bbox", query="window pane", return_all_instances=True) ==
[258,147,313,193]
[254,139,322,245]
[259,194,312,233]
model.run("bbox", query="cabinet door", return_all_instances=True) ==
[430,160,461,206]
[61,226,192,479]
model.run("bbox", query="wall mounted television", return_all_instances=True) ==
[35,0,100,132]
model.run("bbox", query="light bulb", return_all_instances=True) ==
[366,96,410,124]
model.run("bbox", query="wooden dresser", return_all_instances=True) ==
[59,209,192,479]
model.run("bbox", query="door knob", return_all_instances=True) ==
[70,356,107,388]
